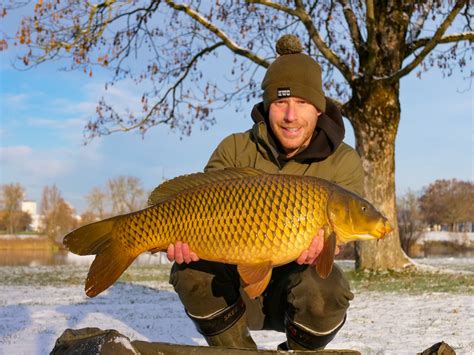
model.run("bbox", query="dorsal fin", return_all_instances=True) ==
[147,167,266,205]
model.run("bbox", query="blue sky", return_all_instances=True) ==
[1,26,472,214]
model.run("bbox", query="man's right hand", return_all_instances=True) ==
[167,241,199,264]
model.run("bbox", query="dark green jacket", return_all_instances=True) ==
[205,101,364,196]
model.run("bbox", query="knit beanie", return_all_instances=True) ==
[261,35,326,112]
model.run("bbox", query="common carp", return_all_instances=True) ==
[64,167,392,298]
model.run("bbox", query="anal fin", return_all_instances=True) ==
[237,262,273,299]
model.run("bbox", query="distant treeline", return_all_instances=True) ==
[1,178,472,248]
[397,179,474,256]
[0,176,149,244]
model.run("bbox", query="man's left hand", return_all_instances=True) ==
[296,229,340,265]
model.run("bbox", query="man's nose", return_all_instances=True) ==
[284,101,297,121]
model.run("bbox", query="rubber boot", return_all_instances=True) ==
[204,313,257,348]
[279,315,346,350]
[187,298,257,349]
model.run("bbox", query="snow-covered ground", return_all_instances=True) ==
[1,258,473,355]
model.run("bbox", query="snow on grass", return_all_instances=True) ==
[0,258,473,354]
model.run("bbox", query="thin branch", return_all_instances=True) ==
[408,1,434,42]
[336,0,364,54]
[382,0,468,82]
[247,0,354,83]
[324,2,337,49]
[464,3,473,31]
[107,42,225,134]
[364,0,378,77]
[165,0,269,68]
[406,32,474,57]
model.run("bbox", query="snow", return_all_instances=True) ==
[1,260,473,354]
[419,232,474,245]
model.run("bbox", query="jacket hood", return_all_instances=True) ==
[250,99,345,163]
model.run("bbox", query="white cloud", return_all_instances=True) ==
[1,93,30,108]
[0,141,108,210]
[48,98,97,117]
[1,145,71,181]
[82,80,144,114]
[0,145,33,158]
[26,117,84,130]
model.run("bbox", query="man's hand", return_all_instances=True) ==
[296,229,340,265]
[167,241,199,264]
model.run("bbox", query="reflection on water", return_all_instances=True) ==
[0,250,68,266]
[0,249,170,267]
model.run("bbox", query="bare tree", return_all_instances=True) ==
[0,210,32,232]
[40,185,77,243]
[83,176,146,219]
[419,179,474,232]
[107,176,145,214]
[0,183,27,233]
[397,190,424,256]
[4,1,473,270]
[79,210,99,226]
[86,186,108,219]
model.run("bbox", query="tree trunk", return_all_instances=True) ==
[345,81,411,271]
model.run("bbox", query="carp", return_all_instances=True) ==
[64,167,392,298]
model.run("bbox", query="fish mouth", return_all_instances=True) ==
[348,220,393,241]
[352,233,378,241]
[333,218,393,243]
[373,219,393,238]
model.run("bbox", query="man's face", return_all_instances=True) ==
[268,97,322,158]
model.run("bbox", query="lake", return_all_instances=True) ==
[0,249,170,267]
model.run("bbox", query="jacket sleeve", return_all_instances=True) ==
[204,134,238,172]
[333,148,365,197]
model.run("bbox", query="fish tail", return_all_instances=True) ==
[63,216,137,297]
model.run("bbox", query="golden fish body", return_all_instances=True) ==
[64,167,392,298]
[119,173,327,266]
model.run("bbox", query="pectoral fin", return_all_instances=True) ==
[315,231,337,279]
[237,262,273,299]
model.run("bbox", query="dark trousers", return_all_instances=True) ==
[169,260,353,335]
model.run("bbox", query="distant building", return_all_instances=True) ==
[21,200,41,232]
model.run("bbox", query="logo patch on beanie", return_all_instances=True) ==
[277,87,291,98]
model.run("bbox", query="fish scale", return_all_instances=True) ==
[64,167,392,298]
[118,175,316,265]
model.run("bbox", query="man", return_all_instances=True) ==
[158,35,364,350]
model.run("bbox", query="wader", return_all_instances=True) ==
[169,260,353,350]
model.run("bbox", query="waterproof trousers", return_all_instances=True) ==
[169,260,353,349]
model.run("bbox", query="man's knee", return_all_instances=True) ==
[287,264,353,341]
[169,260,240,316]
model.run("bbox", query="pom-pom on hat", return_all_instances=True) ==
[261,34,326,112]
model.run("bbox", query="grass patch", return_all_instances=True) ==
[119,264,172,284]
[1,263,472,294]
[0,266,90,286]
[0,264,173,286]
[346,268,474,294]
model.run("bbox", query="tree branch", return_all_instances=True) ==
[382,0,468,82]
[165,0,269,68]
[364,0,378,77]
[106,42,225,134]
[247,0,355,83]
[408,1,434,43]
[336,0,364,54]
[406,32,474,57]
